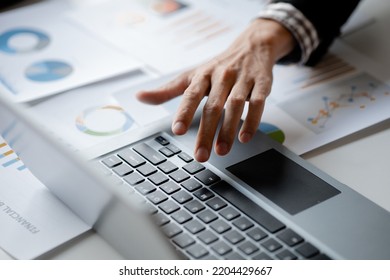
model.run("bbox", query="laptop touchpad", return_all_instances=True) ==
[226,149,341,215]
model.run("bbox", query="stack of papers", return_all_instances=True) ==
[1,0,390,259]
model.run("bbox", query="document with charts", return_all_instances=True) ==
[0,136,90,259]
[251,41,390,155]
[27,71,154,151]
[68,0,267,74]
[0,1,143,102]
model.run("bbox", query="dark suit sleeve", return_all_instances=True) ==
[272,0,361,65]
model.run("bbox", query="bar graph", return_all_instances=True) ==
[0,140,27,171]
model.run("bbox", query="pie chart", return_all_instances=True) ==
[75,105,134,136]
[259,122,285,143]
[25,60,73,82]
[0,28,50,54]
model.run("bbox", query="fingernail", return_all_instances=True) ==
[240,132,252,143]
[217,142,229,155]
[195,147,209,162]
[172,121,186,135]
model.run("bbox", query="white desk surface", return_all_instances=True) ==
[1,0,389,260]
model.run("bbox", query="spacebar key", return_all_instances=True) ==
[210,181,285,233]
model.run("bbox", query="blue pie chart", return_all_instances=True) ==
[0,28,50,54]
[25,60,73,82]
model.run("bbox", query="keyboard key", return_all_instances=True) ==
[238,241,259,255]
[152,212,170,226]
[172,233,195,248]
[169,169,190,183]
[133,143,166,165]
[201,255,218,260]
[295,242,319,258]
[134,181,156,195]
[148,172,169,186]
[210,219,231,234]
[183,162,205,175]
[311,254,331,260]
[159,147,175,157]
[158,161,178,174]
[130,193,146,204]
[162,223,182,238]
[224,230,245,244]
[144,203,158,215]
[211,241,232,256]
[112,163,133,176]
[197,209,218,224]
[198,230,218,245]
[225,252,245,260]
[171,209,192,224]
[219,207,240,221]
[211,181,285,233]
[160,181,181,195]
[184,200,205,214]
[137,163,157,176]
[178,152,193,163]
[159,200,180,214]
[206,197,227,211]
[252,252,272,260]
[247,227,268,242]
[195,169,220,186]
[91,162,112,176]
[261,238,283,252]
[155,135,169,146]
[276,229,304,247]
[172,190,193,204]
[193,188,214,201]
[181,179,202,192]
[124,172,145,186]
[186,244,208,259]
[102,155,122,168]
[233,217,254,231]
[277,249,298,260]
[117,149,145,167]
[146,190,168,205]
[184,220,205,234]
[166,144,181,154]
[106,174,124,186]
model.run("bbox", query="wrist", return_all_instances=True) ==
[245,18,296,63]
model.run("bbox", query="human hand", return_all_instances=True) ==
[137,19,294,162]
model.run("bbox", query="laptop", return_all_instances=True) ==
[1,77,390,260]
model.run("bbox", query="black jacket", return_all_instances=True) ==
[273,0,361,65]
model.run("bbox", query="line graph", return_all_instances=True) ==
[308,82,379,128]
[280,73,390,134]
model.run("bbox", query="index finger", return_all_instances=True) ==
[136,72,191,105]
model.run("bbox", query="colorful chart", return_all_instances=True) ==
[280,73,390,134]
[151,0,188,16]
[25,60,73,82]
[0,141,27,171]
[259,122,285,144]
[0,28,50,54]
[75,105,134,136]
[115,11,146,27]
[306,89,375,128]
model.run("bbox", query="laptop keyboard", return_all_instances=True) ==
[98,134,330,260]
